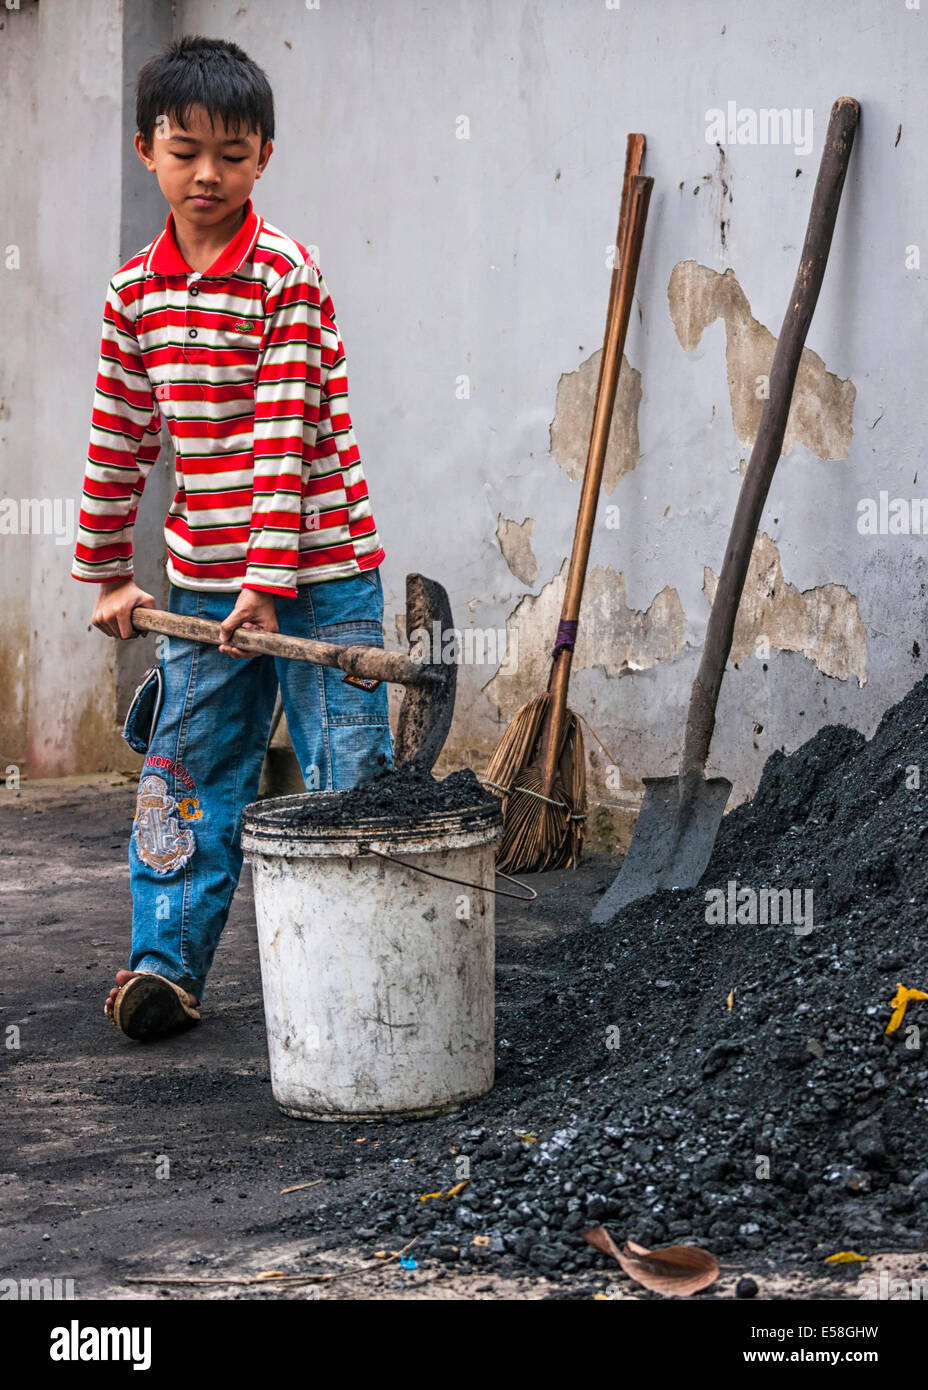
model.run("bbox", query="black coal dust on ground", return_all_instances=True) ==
[299,676,928,1280]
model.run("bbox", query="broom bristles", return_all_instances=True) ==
[484,693,586,873]
[483,694,549,791]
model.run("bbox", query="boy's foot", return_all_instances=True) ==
[104,971,200,1041]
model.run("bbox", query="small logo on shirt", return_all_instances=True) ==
[233,319,257,334]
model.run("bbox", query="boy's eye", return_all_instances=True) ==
[171,153,245,162]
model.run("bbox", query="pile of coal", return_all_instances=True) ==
[305,676,928,1281]
[270,764,501,829]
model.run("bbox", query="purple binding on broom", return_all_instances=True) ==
[552,620,578,660]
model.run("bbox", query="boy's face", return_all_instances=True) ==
[134,105,272,228]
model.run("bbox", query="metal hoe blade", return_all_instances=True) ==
[394,572,457,773]
[590,773,732,924]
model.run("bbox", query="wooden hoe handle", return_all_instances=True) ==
[131,606,432,688]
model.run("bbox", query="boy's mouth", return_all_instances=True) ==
[189,194,222,206]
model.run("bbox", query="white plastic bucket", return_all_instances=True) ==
[241,793,503,1120]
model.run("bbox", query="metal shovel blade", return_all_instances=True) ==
[394,572,457,772]
[590,773,732,924]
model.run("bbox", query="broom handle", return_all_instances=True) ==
[592,134,646,417]
[539,135,645,791]
[558,134,645,633]
[541,162,652,797]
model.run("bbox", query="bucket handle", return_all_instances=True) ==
[359,844,538,901]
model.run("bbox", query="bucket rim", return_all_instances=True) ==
[241,789,503,847]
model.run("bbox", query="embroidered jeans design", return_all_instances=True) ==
[133,774,197,873]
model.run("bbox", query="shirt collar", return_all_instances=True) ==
[145,198,262,278]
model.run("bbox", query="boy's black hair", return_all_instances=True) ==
[136,35,274,147]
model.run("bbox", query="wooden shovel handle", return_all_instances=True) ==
[131,606,432,688]
[681,97,860,779]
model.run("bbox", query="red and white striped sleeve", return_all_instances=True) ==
[71,280,161,584]
[244,261,318,597]
[312,268,364,502]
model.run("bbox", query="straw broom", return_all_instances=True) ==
[483,137,653,873]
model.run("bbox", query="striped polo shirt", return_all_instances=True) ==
[71,198,385,597]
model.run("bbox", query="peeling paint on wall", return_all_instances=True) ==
[496,514,539,585]
[667,260,856,459]
[550,350,642,494]
[704,532,867,686]
[484,559,686,721]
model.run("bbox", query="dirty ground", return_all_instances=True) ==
[2,677,927,1300]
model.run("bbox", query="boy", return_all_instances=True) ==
[71,36,394,1041]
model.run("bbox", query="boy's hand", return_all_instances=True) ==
[218,588,279,658]
[92,578,156,639]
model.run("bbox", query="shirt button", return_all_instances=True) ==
[190,286,199,296]
[188,328,198,338]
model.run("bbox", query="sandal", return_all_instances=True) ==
[109,973,201,1041]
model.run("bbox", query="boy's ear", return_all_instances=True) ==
[134,131,157,172]
[255,139,274,177]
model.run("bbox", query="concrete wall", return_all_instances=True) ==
[2,0,925,839]
[0,0,171,776]
[0,0,40,775]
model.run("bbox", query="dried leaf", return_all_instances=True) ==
[418,1191,443,1202]
[472,1235,490,1247]
[825,1250,868,1264]
[584,1227,718,1296]
[727,989,734,1011]
[256,1270,288,1280]
[444,1180,470,1199]
[515,1131,538,1144]
[619,1242,719,1296]
[886,984,928,1034]
[583,1226,625,1262]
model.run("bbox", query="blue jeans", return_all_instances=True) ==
[128,570,394,999]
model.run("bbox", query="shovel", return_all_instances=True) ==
[591,96,860,925]
[131,572,456,773]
